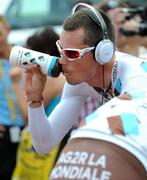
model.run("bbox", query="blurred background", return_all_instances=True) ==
[0,0,147,46]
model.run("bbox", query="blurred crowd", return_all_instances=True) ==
[94,0,147,57]
[0,0,146,180]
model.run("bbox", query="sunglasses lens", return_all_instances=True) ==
[63,50,80,59]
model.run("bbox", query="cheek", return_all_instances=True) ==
[72,60,97,78]
[83,65,96,79]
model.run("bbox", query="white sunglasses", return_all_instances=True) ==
[56,40,95,61]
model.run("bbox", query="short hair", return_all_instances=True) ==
[63,8,115,47]
[26,26,60,56]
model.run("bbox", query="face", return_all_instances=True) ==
[0,22,9,57]
[58,28,98,85]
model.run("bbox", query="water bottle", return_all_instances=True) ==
[9,46,62,77]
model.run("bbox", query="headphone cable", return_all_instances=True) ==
[101,65,105,105]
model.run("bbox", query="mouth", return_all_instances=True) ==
[62,66,69,75]
[62,71,68,77]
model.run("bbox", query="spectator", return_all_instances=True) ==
[95,0,147,57]
[0,15,27,180]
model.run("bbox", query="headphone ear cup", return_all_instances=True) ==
[95,39,114,65]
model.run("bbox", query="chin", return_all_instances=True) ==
[66,78,81,85]
[68,82,80,85]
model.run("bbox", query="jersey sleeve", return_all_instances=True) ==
[28,82,92,154]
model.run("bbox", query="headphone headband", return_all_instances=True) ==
[72,3,109,39]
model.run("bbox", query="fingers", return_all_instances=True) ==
[23,67,33,91]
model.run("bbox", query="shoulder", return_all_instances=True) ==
[115,51,144,63]
[114,51,147,73]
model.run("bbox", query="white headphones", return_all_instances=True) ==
[72,3,114,65]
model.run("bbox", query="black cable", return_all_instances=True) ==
[101,65,105,105]
[94,65,112,105]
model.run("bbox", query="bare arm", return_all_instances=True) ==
[10,67,28,124]
[43,74,65,107]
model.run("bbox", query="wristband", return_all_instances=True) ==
[28,100,43,105]
[28,99,43,108]
[24,95,43,107]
